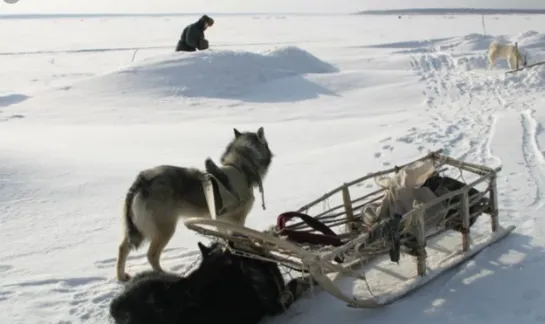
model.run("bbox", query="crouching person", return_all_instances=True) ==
[175,15,214,52]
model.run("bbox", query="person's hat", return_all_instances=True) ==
[201,15,214,26]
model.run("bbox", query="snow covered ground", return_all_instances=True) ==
[2,3,545,323]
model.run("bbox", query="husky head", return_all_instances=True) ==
[514,44,528,67]
[194,241,247,289]
[196,241,243,273]
[220,127,274,184]
[521,53,528,67]
[197,240,287,313]
[198,241,227,261]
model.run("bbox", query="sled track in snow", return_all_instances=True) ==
[520,110,545,209]
[407,47,545,211]
[407,51,501,164]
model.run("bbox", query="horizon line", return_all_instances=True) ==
[0,12,351,19]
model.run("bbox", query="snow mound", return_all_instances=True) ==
[64,46,339,101]
[439,33,496,52]
[516,30,540,39]
[364,33,496,54]
[512,30,545,49]
[365,31,545,72]
[366,31,545,55]
[444,30,545,54]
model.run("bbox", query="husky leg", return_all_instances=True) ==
[508,56,515,70]
[115,235,132,281]
[146,222,176,272]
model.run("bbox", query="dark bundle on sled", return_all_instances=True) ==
[109,241,304,324]
[421,172,490,230]
[271,175,491,263]
[394,171,490,258]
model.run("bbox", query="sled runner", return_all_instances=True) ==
[184,150,515,308]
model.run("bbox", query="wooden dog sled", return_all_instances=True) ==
[184,150,515,308]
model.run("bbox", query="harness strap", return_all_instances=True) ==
[276,211,344,263]
[256,175,266,210]
[225,154,267,210]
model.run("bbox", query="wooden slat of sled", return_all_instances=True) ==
[345,224,516,307]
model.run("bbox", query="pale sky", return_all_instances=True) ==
[2,0,545,14]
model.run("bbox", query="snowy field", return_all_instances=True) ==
[2,1,545,323]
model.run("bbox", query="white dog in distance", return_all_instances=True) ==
[488,40,527,70]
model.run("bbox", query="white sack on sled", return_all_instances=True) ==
[360,160,449,232]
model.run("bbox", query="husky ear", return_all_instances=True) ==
[197,242,211,257]
[233,128,242,138]
[257,126,266,142]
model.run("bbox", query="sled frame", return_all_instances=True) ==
[184,150,514,308]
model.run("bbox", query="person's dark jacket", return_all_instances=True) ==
[175,15,213,52]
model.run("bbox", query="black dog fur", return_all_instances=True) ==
[109,241,304,324]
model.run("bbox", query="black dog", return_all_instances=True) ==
[109,241,305,324]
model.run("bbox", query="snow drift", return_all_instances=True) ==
[364,31,545,73]
[0,46,341,123]
[59,46,339,100]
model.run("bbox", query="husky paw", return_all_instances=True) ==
[117,273,131,282]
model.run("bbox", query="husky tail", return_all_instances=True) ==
[124,173,147,249]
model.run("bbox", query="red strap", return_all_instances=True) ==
[277,211,344,263]
[276,212,343,247]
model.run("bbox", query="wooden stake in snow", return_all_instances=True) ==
[515,42,519,70]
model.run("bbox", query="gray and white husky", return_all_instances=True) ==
[115,127,273,281]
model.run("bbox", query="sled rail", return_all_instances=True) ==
[297,149,500,214]
[297,150,444,213]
